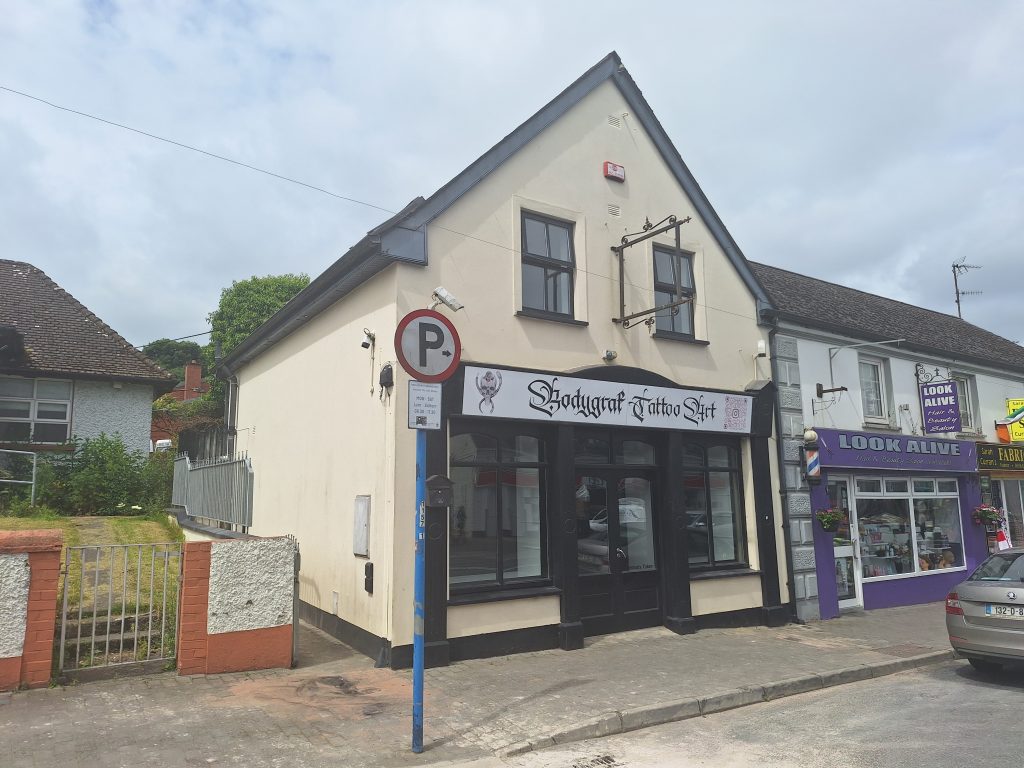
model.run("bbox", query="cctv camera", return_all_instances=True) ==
[431,286,464,313]
[361,329,375,349]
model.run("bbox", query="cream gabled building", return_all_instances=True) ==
[220,53,790,668]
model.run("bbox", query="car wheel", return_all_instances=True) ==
[967,658,1002,674]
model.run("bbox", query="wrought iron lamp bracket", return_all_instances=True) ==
[610,214,692,329]
[915,363,952,384]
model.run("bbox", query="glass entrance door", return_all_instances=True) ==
[576,470,660,635]
[827,476,862,609]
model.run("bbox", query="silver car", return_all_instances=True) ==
[947,547,1024,672]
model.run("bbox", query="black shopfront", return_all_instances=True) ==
[418,363,785,666]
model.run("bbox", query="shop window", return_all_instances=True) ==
[885,479,909,494]
[854,476,964,579]
[682,438,746,568]
[615,440,655,465]
[575,433,610,464]
[651,244,695,339]
[856,478,882,494]
[0,376,72,444]
[521,211,575,319]
[449,424,548,592]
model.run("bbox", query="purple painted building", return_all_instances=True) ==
[810,428,984,619]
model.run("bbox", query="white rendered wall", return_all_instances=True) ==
[235,268,398,642]
[0,553,29,658]
[71,380,154,454]
[207,538,294,634]
[795,333,1024,438]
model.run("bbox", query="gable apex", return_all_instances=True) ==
[382,51,771,315]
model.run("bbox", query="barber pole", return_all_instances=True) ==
[804,447,821,485]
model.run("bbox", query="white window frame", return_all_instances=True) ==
[850,475,966,582]
[858,356,890,425]
[0,376,72,444]
[950,373,976,432]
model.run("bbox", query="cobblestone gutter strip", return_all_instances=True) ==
[499,650,954,758]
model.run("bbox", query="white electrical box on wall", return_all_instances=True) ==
[353,495,370,556]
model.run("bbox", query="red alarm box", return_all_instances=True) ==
[603,161,626,182]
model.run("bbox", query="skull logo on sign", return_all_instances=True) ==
[476,370,502,414]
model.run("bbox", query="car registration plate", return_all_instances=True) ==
[985,604,1024,618]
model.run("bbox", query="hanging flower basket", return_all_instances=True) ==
[816,508,843,533]
[972,505,1004,527]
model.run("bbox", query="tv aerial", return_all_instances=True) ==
[952,257,982,319]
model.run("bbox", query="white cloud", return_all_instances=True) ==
[0,0,1021,348]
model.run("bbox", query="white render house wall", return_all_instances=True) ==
[71,380,154,454]
[0,553,30,658]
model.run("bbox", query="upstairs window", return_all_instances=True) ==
[951,374,975,431]
[652,245,695,338]
[521,211,575,318]
[858,358,888,423]
[0,376,72,443]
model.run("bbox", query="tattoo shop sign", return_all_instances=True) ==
[919,380,961,434]
[462,366,753,434]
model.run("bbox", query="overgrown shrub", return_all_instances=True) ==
[37,434,172,516]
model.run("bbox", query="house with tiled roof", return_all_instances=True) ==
[751,261,1024,624]
[0,259,174,454]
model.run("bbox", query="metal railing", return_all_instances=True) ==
[0,448,37,505]
[57,543,182,675]
[173,453,254,529]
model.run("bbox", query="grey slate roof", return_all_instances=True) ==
[750,261,1024,375]
[222,51,772,372]
[0,259,175,387]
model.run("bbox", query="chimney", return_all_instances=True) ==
[183,361,203,400]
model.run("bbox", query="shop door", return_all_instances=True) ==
[575,471,660,635]
[828,476,862,609]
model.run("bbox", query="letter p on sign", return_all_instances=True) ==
[395,309,462,383]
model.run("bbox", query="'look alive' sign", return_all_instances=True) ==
[461,366,753,433]
[919,380,961,434]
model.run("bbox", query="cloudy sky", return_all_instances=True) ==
[2,2,1022,350]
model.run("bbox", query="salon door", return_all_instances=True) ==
[828,476,862,610]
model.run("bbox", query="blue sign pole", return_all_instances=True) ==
[412,427,427,753]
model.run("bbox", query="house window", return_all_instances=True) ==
[521,211,575,318]
[858,358,888,422]
[951,374,975,430]
[652,245,695,337]
[449,424,549,592]
[683,440,746,568]
[0,376,72,443]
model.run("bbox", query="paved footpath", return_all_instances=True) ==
[0,604,953,768]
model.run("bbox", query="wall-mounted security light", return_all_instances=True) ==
[361,329,376,349]
[756,340,767,358]
[430,286,464,313]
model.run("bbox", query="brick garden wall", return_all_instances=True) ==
[177,537,294,676]
[0,530,62,691]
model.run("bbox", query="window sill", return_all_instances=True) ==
[448,584,560,606]
[861,422,900,433]
[689,566,758,581]
[651,331,710,346]
[516,309,588,327]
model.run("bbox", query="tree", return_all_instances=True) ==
[203,273,310,408]
[207,273,310,358]
[142,338,203,380]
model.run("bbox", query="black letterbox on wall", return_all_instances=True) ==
[426,475,453,507]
